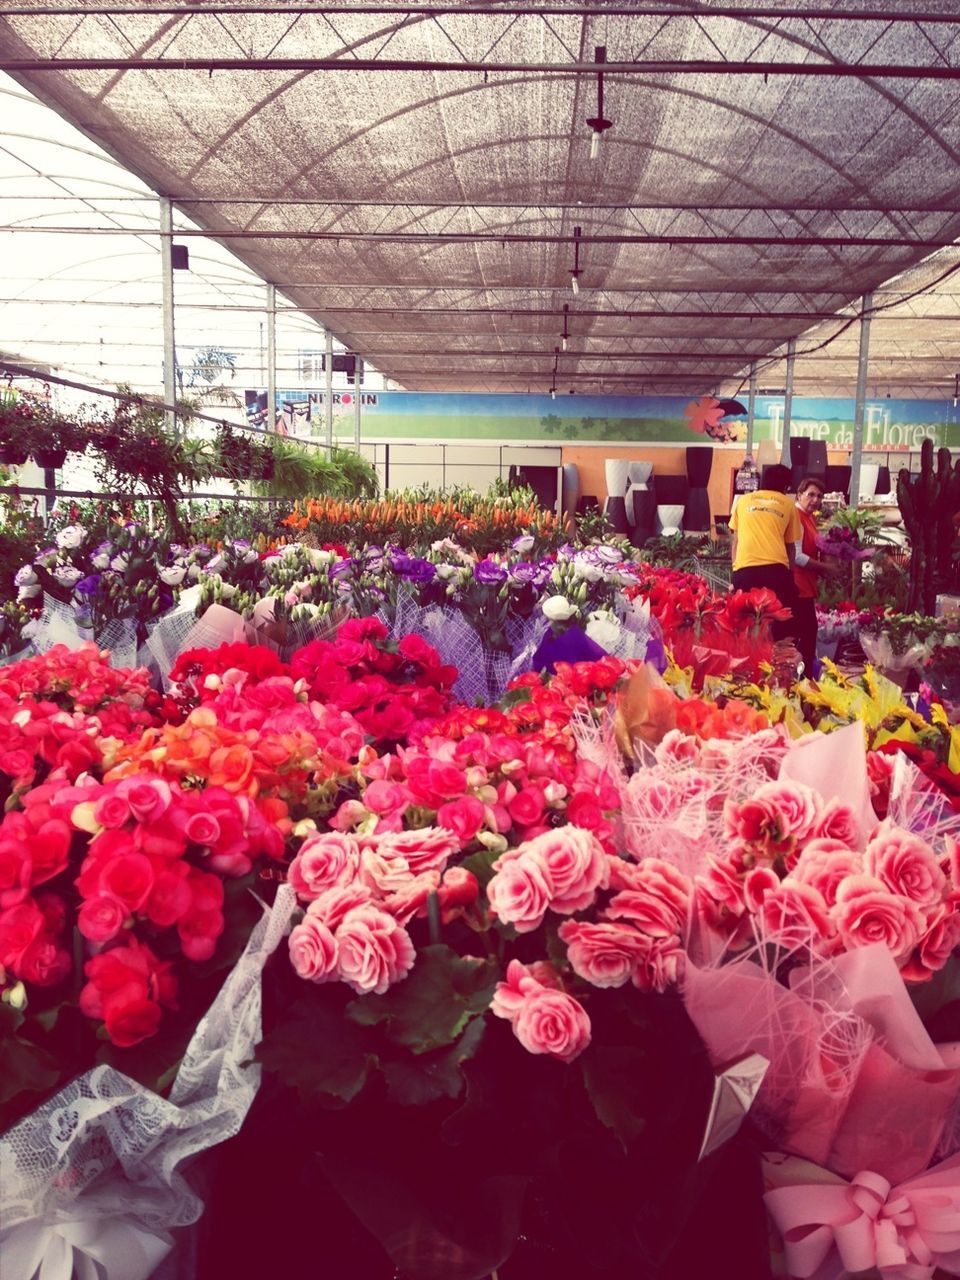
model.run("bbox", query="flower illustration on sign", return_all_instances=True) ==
[684,395,744,443]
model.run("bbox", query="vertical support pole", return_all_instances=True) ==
[354,356,362,450]
[745,361,757,456]
[266,282,277,433]
[780,337,796,465]
[324,330,334,455]
[159,197,177,436]
[849,292,873,509]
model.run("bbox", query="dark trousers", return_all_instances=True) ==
[730,564,798,642]
[792,595,818,677]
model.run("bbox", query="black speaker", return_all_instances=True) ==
[789,437,811,467]
[824,465,851,499]
[653,473,689,505]
[806,439,827,476]
[875,465,891,496]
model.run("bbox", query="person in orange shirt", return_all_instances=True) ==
[791,474,839,675]
[729,463,800,643]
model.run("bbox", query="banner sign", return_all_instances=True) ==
[245,389,960,451]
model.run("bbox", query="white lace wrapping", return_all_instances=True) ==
[0,885,296,1280]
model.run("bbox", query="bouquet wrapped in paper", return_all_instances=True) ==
[0,887,295,1280]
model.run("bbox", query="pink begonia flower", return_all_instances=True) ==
[863,822,946,910]
[116,777,172,824]
[791,841,863,907]
[486,850,554,933]
[335,904,416,995]
[751,780,823,844]
[832,875,925,963]
[810,798,860,850]
[490,959,590,1063]
[77,893,127,943]
[558,920,652,989]
[329,799,371,832]
[288,831,361,901]
[741,866,780,914]
[528,826,610,915]
[631,933,686,993]
[436,796,487,847]
[368,826,458,877]
[362,779,411,819]
[654,729,701,769]
[288,914,339,983]
[305,884,374,930]
[381,870,441,925]
[759,880,835,948]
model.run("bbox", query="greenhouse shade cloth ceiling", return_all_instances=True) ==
[2,1,960,398]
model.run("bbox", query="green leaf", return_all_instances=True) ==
[0,1033,61,1106]
[581,1045,650,1150]
[460,847,500,889]
[257,994,375,1106]
[347,945,498,1054]
[499,686,534,708]
[383,1015,486,1106]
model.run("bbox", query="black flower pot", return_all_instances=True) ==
[684,447,713,532]
[33,448,67,469]
[0,444,29,467]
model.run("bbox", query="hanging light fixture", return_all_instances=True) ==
[561,303,570,352]
[570,226,582,295]
[549,345,560,398]
[586,46,613,160]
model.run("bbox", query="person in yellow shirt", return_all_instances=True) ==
[729,463,801,642]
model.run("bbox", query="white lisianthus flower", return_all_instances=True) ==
[306,547,335,567]
[17,584,41,602]
[90,546,112,570]
[219,582,237,600]
[435,563,459,580]
[205,553,227,573]
[159,565,187,586]
[53,565,84,588]
[110,554,129,573]
[594,544,623,565]
[14,566,38,587]
[55,525,85,550]
[187,563,202,582]
[541,595,578,622]
[572,560,603,583]
[585,611,621,650]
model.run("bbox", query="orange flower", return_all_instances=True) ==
[208,743,257,794]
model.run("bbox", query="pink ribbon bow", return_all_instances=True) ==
[765,1154,960,1279]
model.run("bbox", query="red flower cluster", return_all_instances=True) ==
[0,766,293,1046]
[169,643,292,707]
[80,939,177,1047]
[0,643,155,717]
[290,618,458,742]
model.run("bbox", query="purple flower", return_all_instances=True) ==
[508,562,540,585]
[399,557,436,584]
[75,574,102,596]
[475,559,507,585]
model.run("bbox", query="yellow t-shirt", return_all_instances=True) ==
[730,490,801,570]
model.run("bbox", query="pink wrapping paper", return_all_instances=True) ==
[683,943,960,1184]
[777,721,878,849]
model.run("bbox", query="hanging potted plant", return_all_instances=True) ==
[33,417,92,468]
[215,424,256,480]
[0,392,65,466]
